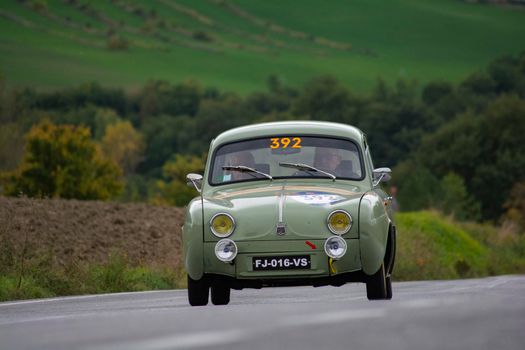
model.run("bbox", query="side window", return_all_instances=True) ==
[363,136,374,175]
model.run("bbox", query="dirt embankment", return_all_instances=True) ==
[0,196,185,268]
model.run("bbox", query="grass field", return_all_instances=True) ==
[0,0,524,93]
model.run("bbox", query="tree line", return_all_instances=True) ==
[1,52,524,228]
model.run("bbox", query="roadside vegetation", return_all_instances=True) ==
[1,200,523,301]
[396,211,525,281]
[0,252,186,302]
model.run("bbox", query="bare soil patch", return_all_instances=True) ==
[0,196,185,268]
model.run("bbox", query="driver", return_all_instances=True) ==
[314,147,342,173]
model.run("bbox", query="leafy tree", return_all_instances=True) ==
[503,182,525,232]
[50,105,121,140]
[153,154,205,206]
[266,74,298,97]
[136,80,203,120]
[438,172,480,221]
[193,94,246,142]
[417,110,481,181]
[460,71,498,97]
[293,75,356,124]
[487,54,525,96]
[359,79,432,167]
[245,91,291,117]
[101,121,145,175]
[28,82,126,115]
[393,160,442,211]
[2,120,122,199]
[93,108,121,140]
[139,115,194,175]
[422,81,453,106]
[417,94,525,220]
[0,123,25,172]
[474,94,525,218]
[119,174,152,202]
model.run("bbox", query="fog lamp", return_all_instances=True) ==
[327,210,352,235]
[210,213,235,237]
[214,239,238,262]
[324,236,347,259]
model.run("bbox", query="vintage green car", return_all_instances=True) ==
[183,121,396,306]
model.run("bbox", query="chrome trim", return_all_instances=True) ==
[276,185,286,235]
[209,213,236,238]
[327,209,352,235]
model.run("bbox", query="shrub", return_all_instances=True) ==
[192,30,213,42]
[107,35,129,51]
[2,120,123,200]
[395,211,489,280]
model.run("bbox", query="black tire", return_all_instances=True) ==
[211,281,230,305]
[366,264,388,300]
[385,275,393,300]
[188,275,209,306]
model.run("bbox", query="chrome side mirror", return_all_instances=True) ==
[372,167,391,187]
[186,173,203,193]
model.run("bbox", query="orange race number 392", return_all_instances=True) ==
[270,137,301,149]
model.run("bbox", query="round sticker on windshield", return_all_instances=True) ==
[289,191,345,205]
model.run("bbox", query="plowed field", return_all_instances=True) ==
[0,196,185,268]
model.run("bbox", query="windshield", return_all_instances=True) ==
[209,136,363,185]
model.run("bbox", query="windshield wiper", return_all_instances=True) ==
[278,162,336,181]
[222,165,273,180]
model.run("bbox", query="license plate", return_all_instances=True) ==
[252,255,311,271]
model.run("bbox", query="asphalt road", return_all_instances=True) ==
[1,275,524,350]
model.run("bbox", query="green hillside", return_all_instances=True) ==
[395,211,525,281]
[0,0,524,92]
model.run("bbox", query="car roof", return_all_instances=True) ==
[211,121,365,148]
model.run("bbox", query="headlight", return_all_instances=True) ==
[327,210,352,235]
[210,213,235,237]
[215,239,238,262]
[324,236,347,259]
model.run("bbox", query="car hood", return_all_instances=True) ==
[203,181,364,241]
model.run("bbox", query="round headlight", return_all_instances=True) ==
[215,239,238,262]
[210,213,235,237]
[324,236,347,259]
[327,210,352,235]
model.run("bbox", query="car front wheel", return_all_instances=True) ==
[211,281,230,305]
[188,275,209,306]
[366,264,388,300]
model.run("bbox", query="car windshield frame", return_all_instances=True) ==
[207,135,366,186]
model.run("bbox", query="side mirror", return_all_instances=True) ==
[186,173,203,193]
[372,167,391,187]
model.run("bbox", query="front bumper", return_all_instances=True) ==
[202,238,362,280]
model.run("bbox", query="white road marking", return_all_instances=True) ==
[278,308,386,327]
[394,298,449,309]
[89,329,248,350]
[0,290,185,307]
[486,276,515,289]
[0,315,72,326]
